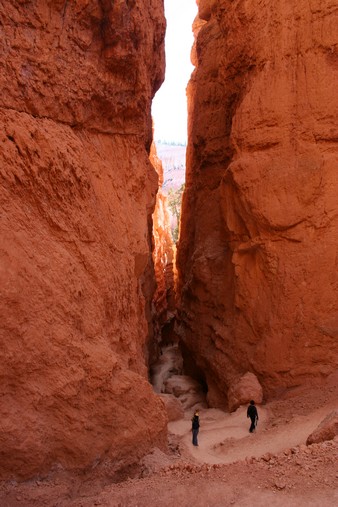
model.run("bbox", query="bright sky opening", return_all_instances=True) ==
[152,0,197,145]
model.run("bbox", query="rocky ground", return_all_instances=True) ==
[1,372,337,507]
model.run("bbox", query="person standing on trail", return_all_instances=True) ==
[191,409,200,446]
[247,400,259,433]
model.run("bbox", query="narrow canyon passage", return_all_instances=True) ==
[0,0,337,498]
[148,0,338,484]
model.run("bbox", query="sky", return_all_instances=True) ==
[152,0,198,145]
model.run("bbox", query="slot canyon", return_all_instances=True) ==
[0,1,337,506]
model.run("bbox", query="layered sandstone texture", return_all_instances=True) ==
[0,0,167,480]
[177,0,338,407]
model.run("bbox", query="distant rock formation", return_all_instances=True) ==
[155,143,186,193]
[177,0,338,407]
[0,0,167,480]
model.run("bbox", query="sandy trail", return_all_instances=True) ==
[169,400,337,465]
[0,377,337,507]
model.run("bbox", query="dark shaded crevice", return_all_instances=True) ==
[179,341,208,395]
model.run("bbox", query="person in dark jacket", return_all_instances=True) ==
[191,410,200,446]
[247,400,259,433]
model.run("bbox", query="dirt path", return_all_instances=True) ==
[170,400,338,465]
[0,374,337,506]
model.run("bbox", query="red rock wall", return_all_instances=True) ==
[150,143,175,362]
[0,0,167,479]
[177,0,338,406]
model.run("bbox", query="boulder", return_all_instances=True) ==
[228,372,263,412]
[306,410,338,445]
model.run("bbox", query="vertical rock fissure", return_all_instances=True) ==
[150,141,209,411]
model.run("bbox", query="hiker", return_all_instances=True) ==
[191,409,200,446]
[247,400,259,433]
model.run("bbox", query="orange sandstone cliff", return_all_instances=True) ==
[151,143,176,362]
[0,0,167,479]
[177,0,338,407]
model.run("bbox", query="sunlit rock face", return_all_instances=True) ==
[0,0,167,480]
[177,0,338,407]
[150,143,176,363]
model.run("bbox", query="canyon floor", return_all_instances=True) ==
[1,372,337,507]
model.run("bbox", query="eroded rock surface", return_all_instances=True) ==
[177,0,338,406]
[164,375,207,410]
[151,345,183,394]
[150,143,176,363]
[227,372,263,412]
[159,394,185,422]
[0,0,166,480]
[307,410,338,445]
